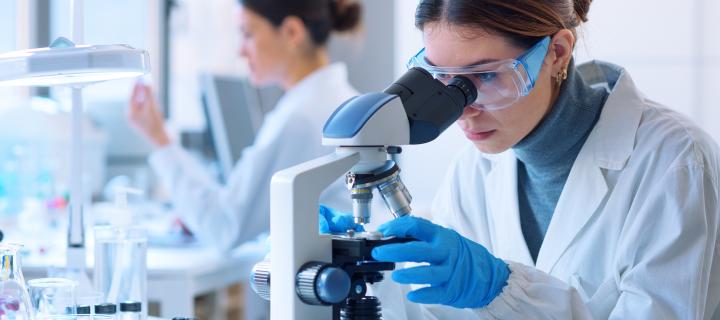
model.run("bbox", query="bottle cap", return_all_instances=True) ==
[120,301,142,312]
[76,305,91,314]
[95,303,117,314]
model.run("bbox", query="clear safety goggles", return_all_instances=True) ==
[406,36,551,110]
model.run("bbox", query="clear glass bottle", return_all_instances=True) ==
[0,243,33,320]
[94,226,147,320]
[94,188,147,319]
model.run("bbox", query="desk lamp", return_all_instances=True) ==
[0,0,150,289]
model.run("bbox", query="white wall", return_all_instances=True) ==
[0,0,22,111]
[698,0,719,140]
[395,0,720,215]
[0,1,15,51]
[574,0,717,132]
[167,0,245,132]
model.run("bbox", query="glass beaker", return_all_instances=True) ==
[27,278,77,317]
[0,243,33,320]
[94,226,147,319]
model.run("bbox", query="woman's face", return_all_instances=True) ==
[423,23,555,154]
[237,7,289,86]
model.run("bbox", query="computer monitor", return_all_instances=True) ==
[199,73,266,183]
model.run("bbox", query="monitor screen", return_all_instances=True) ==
[199,73,265,183]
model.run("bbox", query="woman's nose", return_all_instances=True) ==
[460,105,483,119]
[238,43,249,59]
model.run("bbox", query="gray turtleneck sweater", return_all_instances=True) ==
[513,60,609,262]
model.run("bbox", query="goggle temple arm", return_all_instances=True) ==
[517,36,551,88]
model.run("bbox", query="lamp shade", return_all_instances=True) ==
[0,37,150,87]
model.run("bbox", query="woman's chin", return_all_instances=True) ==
[248,71,275,87]
[248,74,265,87]
[472,139,511,154]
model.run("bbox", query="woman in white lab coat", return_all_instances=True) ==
[128,0,362,251]
[322,0,720,318]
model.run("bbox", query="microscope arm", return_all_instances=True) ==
[270,150,360,319]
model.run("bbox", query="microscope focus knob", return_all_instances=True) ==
[250,260,272,301]
[297,262,351,305]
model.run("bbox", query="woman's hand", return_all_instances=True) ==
[371,216,510,308]
[127,82,171,147]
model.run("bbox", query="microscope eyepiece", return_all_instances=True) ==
[380,67,478,144]
[448,75,478,106]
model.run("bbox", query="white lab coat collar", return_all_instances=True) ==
[482,62,647,271]
[587,66,644,170]
[276,62,349,113]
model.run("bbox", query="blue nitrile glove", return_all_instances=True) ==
[318,205,364,234]
[371,216,510,308]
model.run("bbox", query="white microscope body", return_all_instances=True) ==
[253,68,477,320]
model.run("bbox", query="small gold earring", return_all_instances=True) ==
[555,68,568,86]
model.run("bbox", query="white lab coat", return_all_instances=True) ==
[373,61,720,319]
[149,63,358,251]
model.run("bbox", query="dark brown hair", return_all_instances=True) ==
[239,0,362,46]
[415,0,591,49]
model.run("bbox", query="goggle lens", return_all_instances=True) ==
[407,37,550,111]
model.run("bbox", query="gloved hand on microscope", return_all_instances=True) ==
[318,206,510,308]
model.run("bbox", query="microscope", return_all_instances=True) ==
[250,67,477,319]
